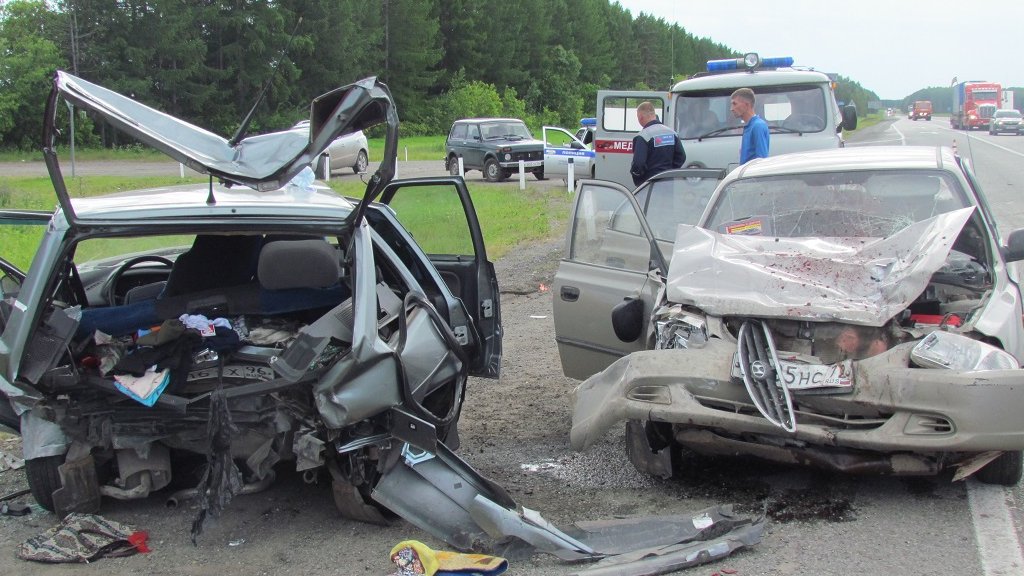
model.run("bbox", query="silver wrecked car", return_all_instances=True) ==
[0,72,502,531]
[554,146,1024,485]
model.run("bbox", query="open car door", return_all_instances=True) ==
[552,169,723,380]
[553,180,666,381]
[377,178,502,378]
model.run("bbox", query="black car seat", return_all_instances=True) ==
[161,235,263,298]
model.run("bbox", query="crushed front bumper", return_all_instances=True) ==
[571,340,1024,457]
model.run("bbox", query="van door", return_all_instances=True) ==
[594,91,672,189]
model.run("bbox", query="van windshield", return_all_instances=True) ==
[675,85,828,139]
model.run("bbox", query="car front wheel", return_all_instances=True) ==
[976,451,1023,486]
[353,149,368,174]
[448,156,461,176]
[483,158,502,182]
[25,455,65,512]
[533,168,546,180]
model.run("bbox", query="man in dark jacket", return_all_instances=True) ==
[630,101,685,186]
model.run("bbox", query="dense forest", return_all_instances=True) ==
[0,0,880,150]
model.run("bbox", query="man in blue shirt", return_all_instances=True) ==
[730,88,769,164]
[630,101,685,186]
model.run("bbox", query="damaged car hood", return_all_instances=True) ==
[48,71,393,192]
[666,207,975,326]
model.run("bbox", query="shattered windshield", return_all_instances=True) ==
[676,85,828,139]
[480,121,533,140]
[705,170,969,238]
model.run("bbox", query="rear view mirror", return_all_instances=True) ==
[1004,229,1024,263]
[841,105,858,131]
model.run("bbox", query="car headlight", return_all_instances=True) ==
[653,304,708,350]
[504,153,511,161]
[910,331,1019,371]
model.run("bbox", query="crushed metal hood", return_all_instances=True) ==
[665,207,974,326]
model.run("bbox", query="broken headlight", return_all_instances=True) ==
[654,304,708,350]
[910,331,1019,371]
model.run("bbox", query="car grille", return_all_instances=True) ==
[509,150,542,162]
[736,319,797,432]
[692,395,890,430]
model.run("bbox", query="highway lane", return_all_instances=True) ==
[845,117,1024,576]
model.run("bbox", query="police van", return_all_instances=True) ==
[593,54,858,188]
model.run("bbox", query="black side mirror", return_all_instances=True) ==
[570,141,584,150]
[841,105,858,131]
[611,297,645,342]
[1004,229,1024,263]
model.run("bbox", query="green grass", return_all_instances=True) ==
[0,174,569,270]
[368,135,446,162]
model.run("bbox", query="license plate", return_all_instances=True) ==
[505,160,542,168]
[187,364,275,382]
[732,355,853,390]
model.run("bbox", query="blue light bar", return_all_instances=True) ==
[706,55,794,72]
[580,117,596,126]
[761,56,794,68]
[707,58,739,72]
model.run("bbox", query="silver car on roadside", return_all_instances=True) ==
[988,109,1023,135]
[555,146,1024,486]
[295,120,370,176]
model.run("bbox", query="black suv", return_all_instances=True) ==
[444,118,545,182]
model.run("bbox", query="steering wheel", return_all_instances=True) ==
[102,255,174,305]
[783,114,825,132]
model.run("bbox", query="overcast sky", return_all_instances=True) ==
[616,0,1024,100]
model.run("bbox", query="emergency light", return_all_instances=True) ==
[580,117,596,127]
[706,53,794,72]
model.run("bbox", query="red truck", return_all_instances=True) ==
[951,81,1001,130]
[910,100,932,120]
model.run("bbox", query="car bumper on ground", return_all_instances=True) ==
[571,339,1024,456]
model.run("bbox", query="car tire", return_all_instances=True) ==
[483,157,502,182]
[990,130,995,135]
[353,149,368,174]
[314,154,330,179]
[26,455,65,512]
[976,451,1023,486]
[533,168,546,180]
[448,156,461,176]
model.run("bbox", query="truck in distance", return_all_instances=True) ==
[951,81,1001,130]
[910,100,932,120]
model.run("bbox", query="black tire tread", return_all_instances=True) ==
[25,455,65,511]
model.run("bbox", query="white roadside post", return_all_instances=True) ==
[458,155,464,177]
[323,153,330,182]
[519,159,526,190]
[405,146,408,162]
[180,163,185,178]
[567,158,575,194]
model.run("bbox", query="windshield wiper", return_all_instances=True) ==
[694,126,741,140]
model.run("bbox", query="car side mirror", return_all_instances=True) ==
[841,105,858,132]
[1003,229,1024,263]
[571,141,584,150]
[611,297,645,342]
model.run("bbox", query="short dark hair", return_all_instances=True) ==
[731,88,755,105]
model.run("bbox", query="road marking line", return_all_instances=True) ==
[936,126,1024,159]
[967,479,1024,575]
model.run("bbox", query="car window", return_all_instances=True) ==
[480,121,532,140]
[570,184,651,272]
[602,97,666,133]
[705,170,968,238]
[634,176,719,242]
[996,110,1022,118]
[382,185,474,256]
[451,124,468,139]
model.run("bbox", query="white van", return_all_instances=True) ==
[593,54,858,188]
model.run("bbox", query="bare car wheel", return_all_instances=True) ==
[25,455,65,512]
[976,450,1023,486]
[484,157,502,182]
[353,149,368,174]
[448,156,460,176]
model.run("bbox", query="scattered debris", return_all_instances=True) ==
[18,513,150,563]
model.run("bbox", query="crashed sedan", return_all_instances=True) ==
[0,71,503,532]
[555,146,1024,485]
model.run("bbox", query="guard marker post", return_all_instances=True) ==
[519,159,526,190]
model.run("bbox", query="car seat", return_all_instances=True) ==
[161,235,263,297]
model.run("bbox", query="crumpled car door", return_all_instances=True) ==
[377,178,502,378]
[552,180,665,380]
